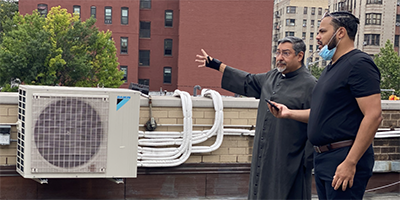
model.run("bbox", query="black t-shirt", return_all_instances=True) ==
[308,49,381,146]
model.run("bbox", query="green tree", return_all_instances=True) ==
[0,0,18,43]
[0,6,124,91]
[309,63,325,80]
[374,40,400,99]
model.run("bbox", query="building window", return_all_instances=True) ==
[140,21,151,38]
[311,7,315,15]
[105,7,112,24]
[120,66,127,82]
[139,50,150,66]
[286,6,296,14]
[309,45,313,52]
[397,15,400,23]
[91,6,96,18]
[302,32,306,40]
[395,35,399,47]
[311,20,315,28]
[286,19,295,26]
[365,13,381,25]
[139,79,149,86]
[303,7,307,14]
[318,7,322,15]
[121,7,128,25]
[163,67,172,84]
[140,0,151,9]
[285,32,295,37]
[310,32,314,39]
[364,34,380,46]
[366,0,382,4]
[322,60,327,67]
[73,5,81,19]
[121,37,128,54]
[303,19,307,27]
[37,4,48,17]
[165,10,173,27]
[164,39,172,56]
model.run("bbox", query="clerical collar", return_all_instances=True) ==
[281,65,305,78]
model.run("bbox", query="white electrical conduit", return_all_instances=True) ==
[137,90,192,167]
[138,89,223,158]
[192,89,224,153]
[137,89,226,166]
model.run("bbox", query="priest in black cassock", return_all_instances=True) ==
[195,36,317,199]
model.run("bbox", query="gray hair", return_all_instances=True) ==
[277,36,306,64]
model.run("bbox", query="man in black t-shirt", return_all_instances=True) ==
[268,12,382,199]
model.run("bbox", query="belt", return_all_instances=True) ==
[313,139,354,153]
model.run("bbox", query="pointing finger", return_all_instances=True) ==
[201,49,208,57]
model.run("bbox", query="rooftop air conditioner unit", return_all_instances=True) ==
[16,85,140,180]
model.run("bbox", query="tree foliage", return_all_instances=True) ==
[0,0,18,43]
[374,40,400,99]
[308,63,325,80]
[0,6,124,91]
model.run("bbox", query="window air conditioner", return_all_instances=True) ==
[16,85,140,180]
[396,22,400,26]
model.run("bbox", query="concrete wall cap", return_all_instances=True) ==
[0,93,18,104]
[1,92,260,108]
[140,96,259,108]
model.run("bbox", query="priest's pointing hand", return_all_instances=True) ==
[195,49,226,73]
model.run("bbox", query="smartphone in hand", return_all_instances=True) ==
[265,98,280,111]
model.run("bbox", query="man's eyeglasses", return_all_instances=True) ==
[275,51,292,58]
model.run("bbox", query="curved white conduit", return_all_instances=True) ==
[138,89,224,159]
[192,89,224,153]
[137,89,226,167]
[137,90,192,167]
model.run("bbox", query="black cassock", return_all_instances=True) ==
[221,65,317,200]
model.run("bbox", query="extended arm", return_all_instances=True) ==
[268,102,310,123]
[332,93,382,191]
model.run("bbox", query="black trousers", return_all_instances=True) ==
[314,145,374,200]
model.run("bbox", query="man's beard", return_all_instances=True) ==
[276,61,286,72]
[327,34,338,50]
[277,66,286,72]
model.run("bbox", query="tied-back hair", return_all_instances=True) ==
[278,36,306,65]
[327,11,359,41]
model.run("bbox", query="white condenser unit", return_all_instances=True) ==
[16,85,140,179]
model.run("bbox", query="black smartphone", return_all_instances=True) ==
[265,98,279,111]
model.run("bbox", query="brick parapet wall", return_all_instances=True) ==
[1,93,399,170]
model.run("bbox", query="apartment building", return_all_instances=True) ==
[18,0,274,96]
[328,0,400,56]
[272,0,329,69]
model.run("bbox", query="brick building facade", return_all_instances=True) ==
[18,0,274,95]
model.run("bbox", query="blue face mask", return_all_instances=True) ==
[318,30,341,61]
[318,45,336,61]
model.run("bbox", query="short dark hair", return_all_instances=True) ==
[277,36,306,64]
[326,11,359,41]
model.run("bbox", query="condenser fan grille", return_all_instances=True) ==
[31,95,109,173]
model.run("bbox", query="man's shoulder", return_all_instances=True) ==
[349,49,373,61]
